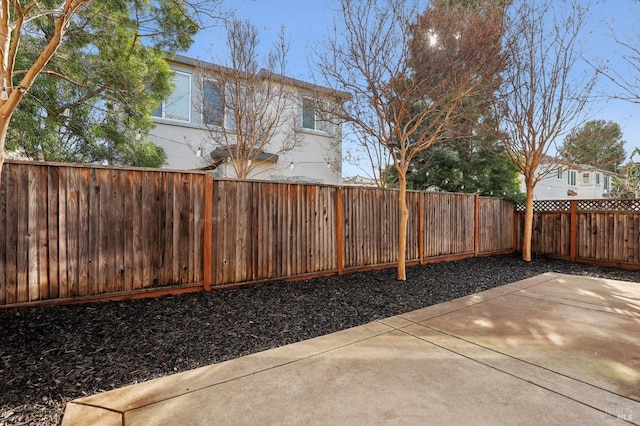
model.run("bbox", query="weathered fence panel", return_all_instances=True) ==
[516,199,640,268]
[423,192,475,258]
[211,180,338,285]
[343,187,407,268]
[0,162,206,305]
[0,161,517,307]
[478,197,515,254]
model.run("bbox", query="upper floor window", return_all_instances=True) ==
[302,98,331,133]
[202,80,225,127]
[152,71,191,122]
[582,173,590,184]
[604,175,610,189]
[556,167,563,179]
[568,170,576,186]
[595,173,601,185]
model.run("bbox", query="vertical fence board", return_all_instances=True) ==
[132,171,144,290]
[97,169,109,294]
[27,167,39,301]
[77,169,90,297]
[67,171,81,298]
[0,165,6,305]
[0,166,8,305]
[57,167,68,299]
[87,170,99,295]
[179,174,191,284]
[36,167,49,300]
[122,170,134,292]
[4,165,18,304]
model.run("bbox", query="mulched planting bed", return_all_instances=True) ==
[1,254,639,425]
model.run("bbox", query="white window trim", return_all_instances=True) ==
[301,97,333,135]
[154,71,192,123]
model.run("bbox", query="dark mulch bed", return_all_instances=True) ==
[1,254,639,425]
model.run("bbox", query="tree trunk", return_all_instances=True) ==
[397,171,409,280]
[522,182,535,261]
[0,113,11,187]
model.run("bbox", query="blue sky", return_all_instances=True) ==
[184,0,640,178]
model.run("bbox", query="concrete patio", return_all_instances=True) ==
[62,272,640,425]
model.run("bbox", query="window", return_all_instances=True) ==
[556,167,563,179]
[582,173,590,184]
[202,80,224,127]
[302,98,331,133]
[568,170,576,186]
[596,173,600,185]
[153,71,191,122]
[202,81,245,130]
[604,175,610,190]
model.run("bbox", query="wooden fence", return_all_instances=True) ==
[516,199,640,269]
[0,161,515,307]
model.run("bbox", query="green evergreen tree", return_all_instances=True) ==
[404,137,524,202]
[560,120,627,172]
[5,1,216,167]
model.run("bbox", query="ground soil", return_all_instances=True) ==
[1,254,639,425]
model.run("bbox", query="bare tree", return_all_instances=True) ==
[495,0,597,262]
[195,20,308,179]
[317,0,504,280]
[600,3,640,104]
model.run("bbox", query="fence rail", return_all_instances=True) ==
[0,161,515,307]
[516,199,640,268]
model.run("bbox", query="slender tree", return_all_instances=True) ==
[560,120,626,173]
[317,0,505,280]
[495,0,597,262]
[195,20,310,179]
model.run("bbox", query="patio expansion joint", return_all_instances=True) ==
[67,401,122,413]
[400,324,639,422]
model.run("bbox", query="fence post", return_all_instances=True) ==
[336,187,344,275]
[474,194,480,256]
[203,176,214,291]
[570,200,577,262]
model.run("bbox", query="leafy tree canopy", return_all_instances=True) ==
[396,137,524,203]
[6,0,207,167]
[560,119,627,172]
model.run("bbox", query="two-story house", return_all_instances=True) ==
[522,158,625,200]
[148,54,346,185]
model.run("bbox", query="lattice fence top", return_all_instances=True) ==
[515,200,570,212]
[516,199,640,213]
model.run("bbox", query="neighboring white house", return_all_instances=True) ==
[342,175,378,187]
[148,54,346,185]
[523,158,624,200]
